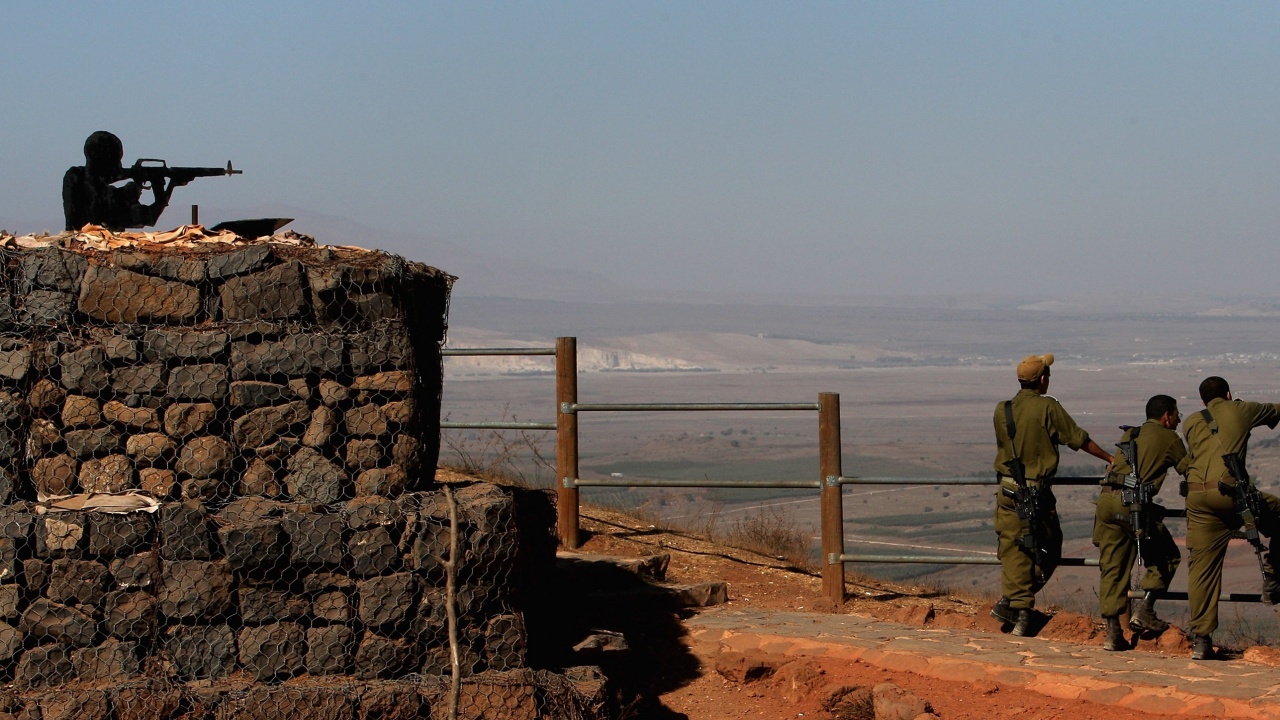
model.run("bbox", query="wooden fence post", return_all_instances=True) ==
[819,392,845,603]
[556,337,580,548]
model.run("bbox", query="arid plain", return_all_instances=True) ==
[441,296,1280,644]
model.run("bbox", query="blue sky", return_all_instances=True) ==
[4,2,1280,299]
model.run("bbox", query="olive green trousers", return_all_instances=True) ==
[1093,490,1180,618]
[994,481,1061,610]
[1186,484,1280,636]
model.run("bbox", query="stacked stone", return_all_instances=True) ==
[0,667,582,720]
[5,242,449,506]
[0,482,528,691]
[0,241,553,697]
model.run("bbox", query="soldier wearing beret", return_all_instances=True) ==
[991,353,1113,636]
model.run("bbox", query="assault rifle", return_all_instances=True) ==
[1002,456,1050,577]
[1116,429,1152,565]
[121,159,241,191]
[1220,451,1269,601]
[1001,400,1051,579]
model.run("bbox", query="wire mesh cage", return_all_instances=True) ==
[0,230,607,719]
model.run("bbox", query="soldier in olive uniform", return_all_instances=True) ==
[1182,376,1280,660]
[992,353,1113,636]
[1093,394,1188,651]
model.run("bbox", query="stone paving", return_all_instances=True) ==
[687,608,1280,719]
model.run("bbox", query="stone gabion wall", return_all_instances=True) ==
[2,241,450,506]
[0,239,570,716]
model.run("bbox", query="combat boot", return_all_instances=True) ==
[1011,609,1034,637]
[1263,574,1280,605]
[1190,634,1214,660]
[990,597,1017,625]
[1128,592,1169,634]
[1103,616,1128,651]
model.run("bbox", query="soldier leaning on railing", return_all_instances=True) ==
[991,353,1112,637]
[1181,376,1280,660]
[1093,395,1189,652]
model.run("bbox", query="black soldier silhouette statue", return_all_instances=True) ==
[62,131,240,232]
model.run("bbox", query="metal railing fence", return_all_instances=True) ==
[439,346,558,431]
[442,337,1263,607]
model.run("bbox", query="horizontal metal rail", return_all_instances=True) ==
[835,475,1187,518]
[442,347,556,356]
[443,338,1253,605]
[440,345,558,432]
[567,477,822,489]
[1129,590,1266,603]
[440,421,556,430]
[836,475,1106,486]
[565,401,820,413]
[834,553,1098,567]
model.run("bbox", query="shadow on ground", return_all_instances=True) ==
[516,498,700,719]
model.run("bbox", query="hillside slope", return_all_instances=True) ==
[561,502,1280,720]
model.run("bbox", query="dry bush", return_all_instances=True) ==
[440,407,554,488]
[635,492,725,537]
[722,505,815,570]
[1218,604,1280,649]
[587,491,816,571]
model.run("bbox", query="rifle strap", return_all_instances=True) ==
[1200,407,1240,477]
[1201,407,1226,458]
[1122,425,1146,483]
[1004,400,1017,447]
[1003,399,1047,491]
[1003,400,1022,481]
[1198,407,1259,497]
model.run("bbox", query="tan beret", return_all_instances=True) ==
[1016,353,1055,382]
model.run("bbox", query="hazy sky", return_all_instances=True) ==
[5,3,1280,299]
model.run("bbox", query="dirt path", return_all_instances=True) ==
[572,505,1277,720]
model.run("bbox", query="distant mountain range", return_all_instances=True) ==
[1,205,635,303]
[259,205,645,302]
[5,206,1277,315]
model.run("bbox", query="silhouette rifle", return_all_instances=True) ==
[121,159,241,191]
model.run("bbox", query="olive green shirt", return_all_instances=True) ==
[1107,419,1190,494]
[1183,397,1280,484]
[992,389,1092,480]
